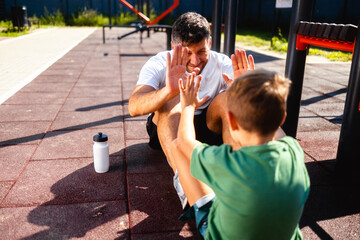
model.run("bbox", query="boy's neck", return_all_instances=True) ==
[232,130,276,150]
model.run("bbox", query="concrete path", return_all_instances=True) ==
[0,27,359,239]
[0,27,96,104]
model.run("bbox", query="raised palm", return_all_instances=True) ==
[223,49,255,85]
[165,44,190,94]
[167,64,187,92]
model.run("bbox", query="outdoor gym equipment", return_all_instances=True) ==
[102,0,179,50]
[211,0,238,57]
[284,0,360,176]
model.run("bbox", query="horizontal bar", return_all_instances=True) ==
[296,35,355,52]
[118,0,150,23]
[149,0,179,26]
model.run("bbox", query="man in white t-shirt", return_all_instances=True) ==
[128,12,254,207]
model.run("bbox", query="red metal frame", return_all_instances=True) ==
[118,0,179,26]
[296,34,356,52]
[118,0,150,23]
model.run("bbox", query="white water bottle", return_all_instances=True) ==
[93,132,109,173]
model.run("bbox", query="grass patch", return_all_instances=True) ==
[308,48,352,62]
[235,29,272,48]
[0,20,31,37]
[235,29,352,62]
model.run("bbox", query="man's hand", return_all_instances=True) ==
[165,44,201,97]
[223,49,255,85]
[179,72,209,110]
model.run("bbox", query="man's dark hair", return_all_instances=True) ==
[172,12,210,45]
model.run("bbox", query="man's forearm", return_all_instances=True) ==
[128,86,178,116]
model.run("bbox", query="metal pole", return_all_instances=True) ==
[108,0,112,26]
[282,0,314,137]
[166,28,172,50]
[224,0,238,57]
[336,23,360,177]
[103,26,106,44]
[211,0,222,52]
[147,0,150,37]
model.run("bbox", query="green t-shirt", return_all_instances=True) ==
[191,136,310,240]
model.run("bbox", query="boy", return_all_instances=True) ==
[171,69,310,239]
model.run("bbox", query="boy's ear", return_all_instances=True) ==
[228,111,239,131]
[208,37,212,49]
[171,41,175,49]
[281,112,287,126]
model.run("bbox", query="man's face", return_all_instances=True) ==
[182,38,211,73]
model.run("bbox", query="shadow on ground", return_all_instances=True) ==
[22,143,197,239]
[300,160,360,239]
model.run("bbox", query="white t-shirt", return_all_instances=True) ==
[137,50,233,114]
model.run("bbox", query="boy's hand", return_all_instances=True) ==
[223,49,255,85]
[179,72,209,110]
[165,44,200,97]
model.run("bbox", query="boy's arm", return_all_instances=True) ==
[177,73,209,160]
[177,105,200,160]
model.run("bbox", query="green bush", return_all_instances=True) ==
[270,29,288,53]
[69,8,141,26]
[115,12,138,25]
[39,7,65,26]
[70,8,100,26]
[0,20,12,29]
[270,35,288,53]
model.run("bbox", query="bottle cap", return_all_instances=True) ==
[93,132,108,142]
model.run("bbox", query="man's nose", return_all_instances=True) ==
[189,53,200,66]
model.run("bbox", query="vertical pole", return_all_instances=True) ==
[166,28,172,50]
[108,0,112,26]
[271,6,277,49]
[137,0,140,20]
[224,0,238,56]
[211,0,222,52]
[66,0,69,22]
[336,23,360,177]
[114,0,117,25]
[147,0,150,37]
[103,26,106,44]
[282,0,314,137]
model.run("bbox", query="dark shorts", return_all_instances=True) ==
[179,198,215,240]
[146,107,223,150]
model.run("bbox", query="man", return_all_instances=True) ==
[128,12,254,208]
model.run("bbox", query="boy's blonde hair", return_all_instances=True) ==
[226,69,291,135]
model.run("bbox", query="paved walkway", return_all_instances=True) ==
[0,27,96,104]
[0,27,359,239]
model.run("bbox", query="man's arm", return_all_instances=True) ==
[128,84,176,116]
[128,44,191,116]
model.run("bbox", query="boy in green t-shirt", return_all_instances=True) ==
[171,69,310,239]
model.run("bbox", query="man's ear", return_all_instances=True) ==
[171,41,175,50]
[228,111,239,131]
[208,37,212,49]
